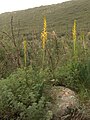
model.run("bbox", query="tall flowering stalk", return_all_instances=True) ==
[41,16,47,49]
[72,20,77,60]
[81,32,86,55]
[41,16,47,69]
[23,39,27,67]
[23,39,29,87]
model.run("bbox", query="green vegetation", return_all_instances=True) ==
[0,68,52,120]
[0,0,90,119]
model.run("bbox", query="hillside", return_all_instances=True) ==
[0,0,90,38]
[0,0,90,119]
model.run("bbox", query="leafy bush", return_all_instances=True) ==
[0,67,52,120]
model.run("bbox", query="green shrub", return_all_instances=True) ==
[54,60,90,92]
[0,67,51,120]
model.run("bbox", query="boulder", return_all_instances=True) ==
[48,86,87,120]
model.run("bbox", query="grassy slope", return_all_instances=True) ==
[0,0,90,37]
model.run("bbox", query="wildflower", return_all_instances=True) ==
[72,20,77,58]
[41,16,47,49]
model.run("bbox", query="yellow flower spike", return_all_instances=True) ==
[44,16,47,32]
[72,20,77,59]
[41,16,48,69]
[72,20,77,41]
[41,16,47,49]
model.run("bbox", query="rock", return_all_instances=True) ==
[48,86,86,120]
